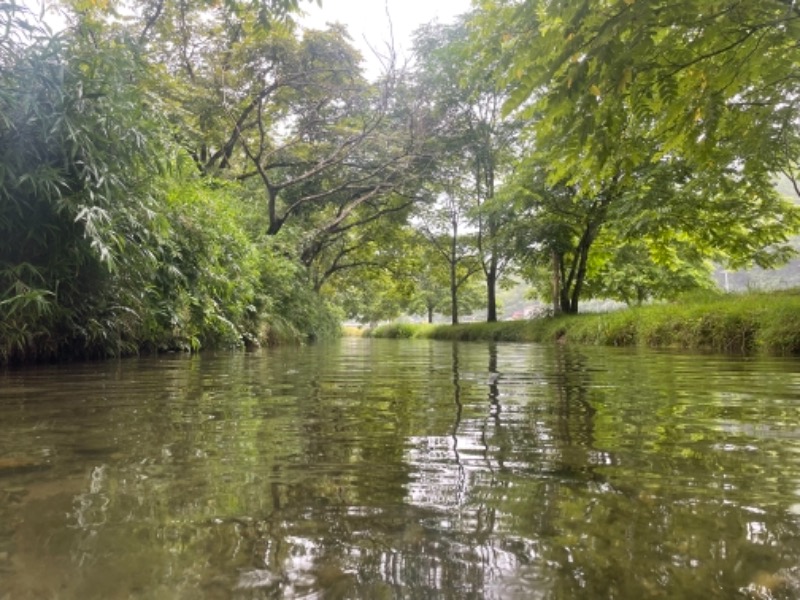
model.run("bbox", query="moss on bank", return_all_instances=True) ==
[363,291,800,355]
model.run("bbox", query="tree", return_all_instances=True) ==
[0,2,352,363]
[63,0,433,281]
[312,220,419,325]
[34,0,443,346]
[393,239,480,324]
[472,0,800,312]
[415,185,483,325]
[509,153,799,313]
[412,16,520,322]
[584,239,717,307]
[479,0,800,176]
[136,1,429,271]
[405,255,450,324]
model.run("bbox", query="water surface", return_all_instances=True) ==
[2,338,800,599]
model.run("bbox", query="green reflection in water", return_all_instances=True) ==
[2,339,800,598]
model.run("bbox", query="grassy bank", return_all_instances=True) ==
[363,291,800,354]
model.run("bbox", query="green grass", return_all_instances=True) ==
[366,323,437,339]
[341,325,366,337]
[365,320,558,343]
[365,290,800,354]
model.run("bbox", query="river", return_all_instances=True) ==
[2,338,800,599]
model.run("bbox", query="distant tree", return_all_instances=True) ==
[313,221,419,325]
[405,255,450,324]
[401,241,483,324]
[415,184,483,325]
[413,16,520,322]
[582,240,717,307]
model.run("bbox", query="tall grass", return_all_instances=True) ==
[366,291,800,354]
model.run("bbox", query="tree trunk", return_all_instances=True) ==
[450,266,459,325]
[558,189,613,314]
[267,187,282,235]
[427,305,434,324]
[564,221,600,314]
[569,241,591,314]
[636,286,646,306]
[486,255,498,322]
[560,286,572,314]
[450,229,459,325]
[552,250,562,316]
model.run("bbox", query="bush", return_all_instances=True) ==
[0,23,340,362]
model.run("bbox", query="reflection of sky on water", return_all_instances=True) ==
[402,428,557,599]
[5,341,800,598]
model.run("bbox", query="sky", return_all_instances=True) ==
[21,0,473,77]
[300,0,473,76]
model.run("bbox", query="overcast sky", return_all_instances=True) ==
[300,0,473,76]
[23,0,473,76]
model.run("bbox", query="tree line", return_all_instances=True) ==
[1,0,799,362]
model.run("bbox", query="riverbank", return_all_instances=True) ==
[362,290,800,354]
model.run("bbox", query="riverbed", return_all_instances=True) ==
[2,338,800,599]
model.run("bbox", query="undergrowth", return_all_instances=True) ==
[365,291,800,355]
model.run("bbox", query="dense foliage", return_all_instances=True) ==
[0,3,342,363]
[469,0,800,313]
[1,10,163,361]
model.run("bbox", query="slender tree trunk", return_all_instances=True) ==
[560,243,586,314]
[566,220,600,314]
[427,305,434,324]
[559,188,614,314]
[450,261,459,325]
[486,254,498,322]
[552,250,562,316]
[450,224,459,325]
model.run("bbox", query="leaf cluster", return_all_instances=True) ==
[469,0,800,311]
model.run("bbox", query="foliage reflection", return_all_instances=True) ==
[2,340,800,598]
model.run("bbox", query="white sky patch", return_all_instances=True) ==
[300,0,472,77]
[21,0,472,77]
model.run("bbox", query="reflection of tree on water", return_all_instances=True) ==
[487,343,501,417]
[540,345,608,492]
[53,344,506,597]
[8,345,800,598]
[450,342,467,507]
[478,343,508,587]
[492,345,800,599]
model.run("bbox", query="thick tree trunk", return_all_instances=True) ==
[560,286,573,314]
[570,240,592,313]
[561,223,597,314]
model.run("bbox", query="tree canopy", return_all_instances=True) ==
[470,0,800,312]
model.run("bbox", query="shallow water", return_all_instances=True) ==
[2,338,800,599]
